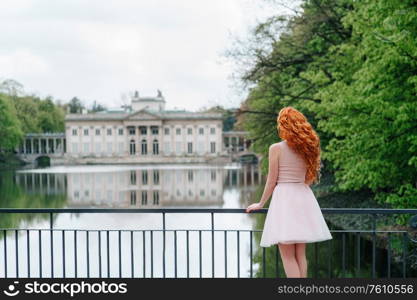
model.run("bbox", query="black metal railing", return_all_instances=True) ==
[0,208,416,278]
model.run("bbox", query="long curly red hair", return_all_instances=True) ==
[277,107,321,185]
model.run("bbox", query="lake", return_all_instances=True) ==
[0,163,264,278]
[0,163,415,278]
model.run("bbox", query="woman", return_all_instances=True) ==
[246,106,332,278]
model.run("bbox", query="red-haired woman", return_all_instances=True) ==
[246,106,332,278]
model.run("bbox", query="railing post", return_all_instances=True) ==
[356,232,361,277]
[186,230,189,278]
[118,230,121,278]
[342,233,346,277]
[249,231,253,278]
[62,230,65,278]
[387,232,391,278]
[38,230,42,278]
[49,212,54,278]
[87,231,90,278]
[211,212,214,278]
[106,230,109,278]
[3,230,7,278]
[162,212,166,278]
[372,214,376,278]
[27,230,30,278]
[237,231,240,278]
[402,232,408,278]
[224,231,227,278]
[130,230,134,278]
[15,230,19,278]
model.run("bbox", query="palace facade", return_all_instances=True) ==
[63,91,226,163]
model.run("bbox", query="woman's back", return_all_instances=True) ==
[277,140,307,184]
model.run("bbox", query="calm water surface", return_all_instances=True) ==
[0,163,264,278]
[0,164,414,278]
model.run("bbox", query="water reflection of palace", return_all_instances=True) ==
[14,164,263,208]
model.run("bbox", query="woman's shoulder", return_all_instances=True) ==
[271,140,286,146]
[269,141,284,152]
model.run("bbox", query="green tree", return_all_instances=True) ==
[37,97,65,132]
[308,0,417,208]
[13,96,40,133]
[0,95,23,149]
[68,97,84,113]
[230,0,353,171]
[230,0,417,208]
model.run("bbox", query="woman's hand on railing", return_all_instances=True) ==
[245,202,264,213]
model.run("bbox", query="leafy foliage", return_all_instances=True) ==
[0,95,23,149]
[0,79,65,150]
[231,0,417,208]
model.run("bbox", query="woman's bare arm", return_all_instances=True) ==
[259,143,280,206]
[246,143,280,212]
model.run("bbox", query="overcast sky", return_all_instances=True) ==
[0,0,292,111]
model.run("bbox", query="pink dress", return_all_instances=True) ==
[260,140,332,247]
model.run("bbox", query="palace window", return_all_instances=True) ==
[210,127,215,134]
[164,127,170,135]
[84,129,89,136]
[151,126,159,135]
[141,191,147,205]
[130,191,136,206]
[128,127,136,135]
[72,129,77,136]
[118,128,124,135]
[198,128,204,135]
[153,191,159,205]
[129,140,136,155]
[141,139,147,155]
[176,128,181,135]
[153,139,159,155]
[142,170,148,185]
[139,126,147,135]
[187,128,192,135]
[153,170,160,184]
[187,142,193,154]
[107,128,112,136]
[210,142,216,153]
[130,170,136,185]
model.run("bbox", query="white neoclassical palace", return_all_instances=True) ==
[64,91,227,163]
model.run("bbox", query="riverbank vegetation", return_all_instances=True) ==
[230,0,417,210]
[0,80,66,166]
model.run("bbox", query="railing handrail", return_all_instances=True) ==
[0,207,416,214]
